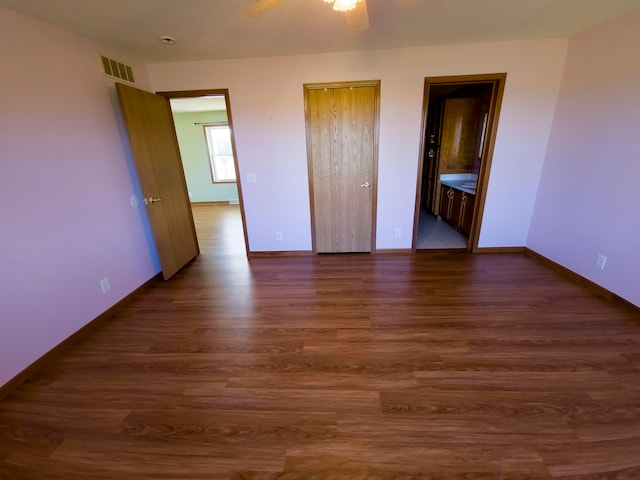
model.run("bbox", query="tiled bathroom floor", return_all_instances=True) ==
[416,208,468,249]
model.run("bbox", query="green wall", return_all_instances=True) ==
[172,111,239,203]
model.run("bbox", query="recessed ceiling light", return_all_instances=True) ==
[159,36,176,45]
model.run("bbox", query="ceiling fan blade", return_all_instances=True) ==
[345,0,369,32]
[244,0,286,17]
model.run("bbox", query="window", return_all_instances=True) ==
[204,124,236,183]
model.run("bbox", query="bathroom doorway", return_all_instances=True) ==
[413,74,506,252]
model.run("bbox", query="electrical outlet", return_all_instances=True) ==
[100,277,111,293]
[276,231,283,241]
[595,254,607,270]
[394,228,402,238]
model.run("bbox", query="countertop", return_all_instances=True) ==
[440,173,478,195]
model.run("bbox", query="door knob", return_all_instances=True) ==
[360,182,370,188]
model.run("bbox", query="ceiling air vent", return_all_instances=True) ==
[100,55,135,83]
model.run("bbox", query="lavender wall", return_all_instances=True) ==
[527,10,640,307]
[148,39,568,252]
[0,8,159,387]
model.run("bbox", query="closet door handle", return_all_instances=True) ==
[360,182,370,188]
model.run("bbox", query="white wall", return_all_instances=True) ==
[528,10,640,306]
[0,8,159,387]
[147,39,568,252]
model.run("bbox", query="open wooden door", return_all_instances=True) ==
[116,83,199,279]
[305,81,380,253]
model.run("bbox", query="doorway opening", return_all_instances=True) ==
[413,74,506,252]
[158,89,249,257]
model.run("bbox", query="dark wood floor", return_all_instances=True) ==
[1,204,639,479]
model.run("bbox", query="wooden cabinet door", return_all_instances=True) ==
[439,98,482,174]
[460,193,476,236]
[305,82,379,253]
[439,187,453,222]
[452,189,463,227]
[439,186,475,237]
[116,83,199,279]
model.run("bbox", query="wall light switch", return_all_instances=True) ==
[247,172,257,183]
[596,254,607,270]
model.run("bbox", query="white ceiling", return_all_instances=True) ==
[2,0,640,63]
[169,96,227,113]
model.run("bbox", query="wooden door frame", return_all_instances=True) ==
[156,89,250,257]
[412,73,507,253]
[303,80,381,254]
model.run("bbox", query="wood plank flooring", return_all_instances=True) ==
[1,204,639,479]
